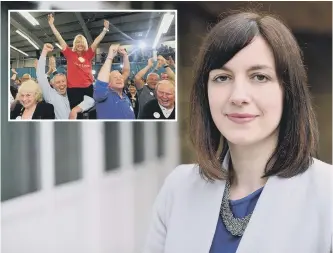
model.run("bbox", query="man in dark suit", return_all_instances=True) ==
[139,80,175,120]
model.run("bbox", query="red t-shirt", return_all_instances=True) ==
[62,47,95,88]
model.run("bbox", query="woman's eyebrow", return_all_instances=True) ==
[247,65,274,71]
[218,64,274,72]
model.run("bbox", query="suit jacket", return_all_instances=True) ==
[139,99,175,120]
[11,101,55,120]
[143,156,332,253]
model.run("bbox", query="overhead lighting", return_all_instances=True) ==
[16,30,39,49]
[19,12,39,26]
[10,45,29,57]
[139,42,146,49]
[152,13,174,49]
[55,43,62,50]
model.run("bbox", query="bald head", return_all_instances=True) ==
[156,80,175,109]
[109,70,124,90]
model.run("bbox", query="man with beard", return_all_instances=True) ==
[93,44,134,119]
[37,43,94,119]
[139,80,175,120]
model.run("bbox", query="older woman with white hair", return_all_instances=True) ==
[48,13,109,114]
[10,79,55,120]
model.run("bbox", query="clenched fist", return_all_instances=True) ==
[43,43,54,52]
[104,20,110,30]
[118,46,127,56]
[48,13,54,26]
[108,44,120,58]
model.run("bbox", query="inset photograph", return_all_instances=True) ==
[9,11,176,120]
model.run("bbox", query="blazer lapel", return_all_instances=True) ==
[168,177,225,253]
[236,173,312,253]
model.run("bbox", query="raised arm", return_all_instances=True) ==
[94,44,119,102]
[48,14,68,50]
[11,68,18,80]
[91,20,109,52]
[47,56,58,76]
[118,46,130,81]
[134,58,154,90]
[36,44,55,102]
[158,55,175,81]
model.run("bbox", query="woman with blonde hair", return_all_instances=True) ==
[11,79,55,120]
[144,10,332,253]
[48,13,109,115]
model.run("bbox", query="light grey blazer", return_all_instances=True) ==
[143,158,332,253]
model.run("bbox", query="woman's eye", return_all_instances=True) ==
[213,75,230,82]
[253,74,269,82]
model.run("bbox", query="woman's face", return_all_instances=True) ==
[74,37,86,52]
[129,85,137,95]
[20,91,37,109]
[207,36,283,146]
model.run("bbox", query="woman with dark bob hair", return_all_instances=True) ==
[143,11,332,253]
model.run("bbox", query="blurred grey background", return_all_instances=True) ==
[1,1,332,253]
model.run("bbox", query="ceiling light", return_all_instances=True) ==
[16,30,39,49]
[139,42,146,49]
[19,12,39,26]
[55,43,62,50]
[152,13,174,49]
[10,45,29,57]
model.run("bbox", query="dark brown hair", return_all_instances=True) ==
[190,11,319,181]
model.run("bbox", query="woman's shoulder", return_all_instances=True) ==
[38,101,54,110]
[162,164,205,192]
[307,158,332,191]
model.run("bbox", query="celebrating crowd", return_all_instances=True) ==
[10,14,176,120]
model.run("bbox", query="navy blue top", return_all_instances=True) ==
[210,187,264,253]
[93,79,135,119]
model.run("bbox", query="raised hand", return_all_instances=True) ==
[104,20,110,30]
[48,13,54,26]
[157,55,167,65]
[118,46,127,56]
[167,56,175,67]
[108,44,120,58]
[148,58,154,68]
[11,68,17,74]
[156,55,166,69]
[43,43,54,53]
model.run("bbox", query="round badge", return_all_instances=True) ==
[16,116,22,120]
[78,57,85,63]
[150,92,154,96]
[153,112,160,118]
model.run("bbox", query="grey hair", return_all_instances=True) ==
[147,72,160,79]
[52,73,67,84]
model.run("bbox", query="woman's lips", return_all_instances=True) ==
[226,113,257,124]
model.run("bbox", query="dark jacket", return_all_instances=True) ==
[138,99,175,120]
[10,101,55,120]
